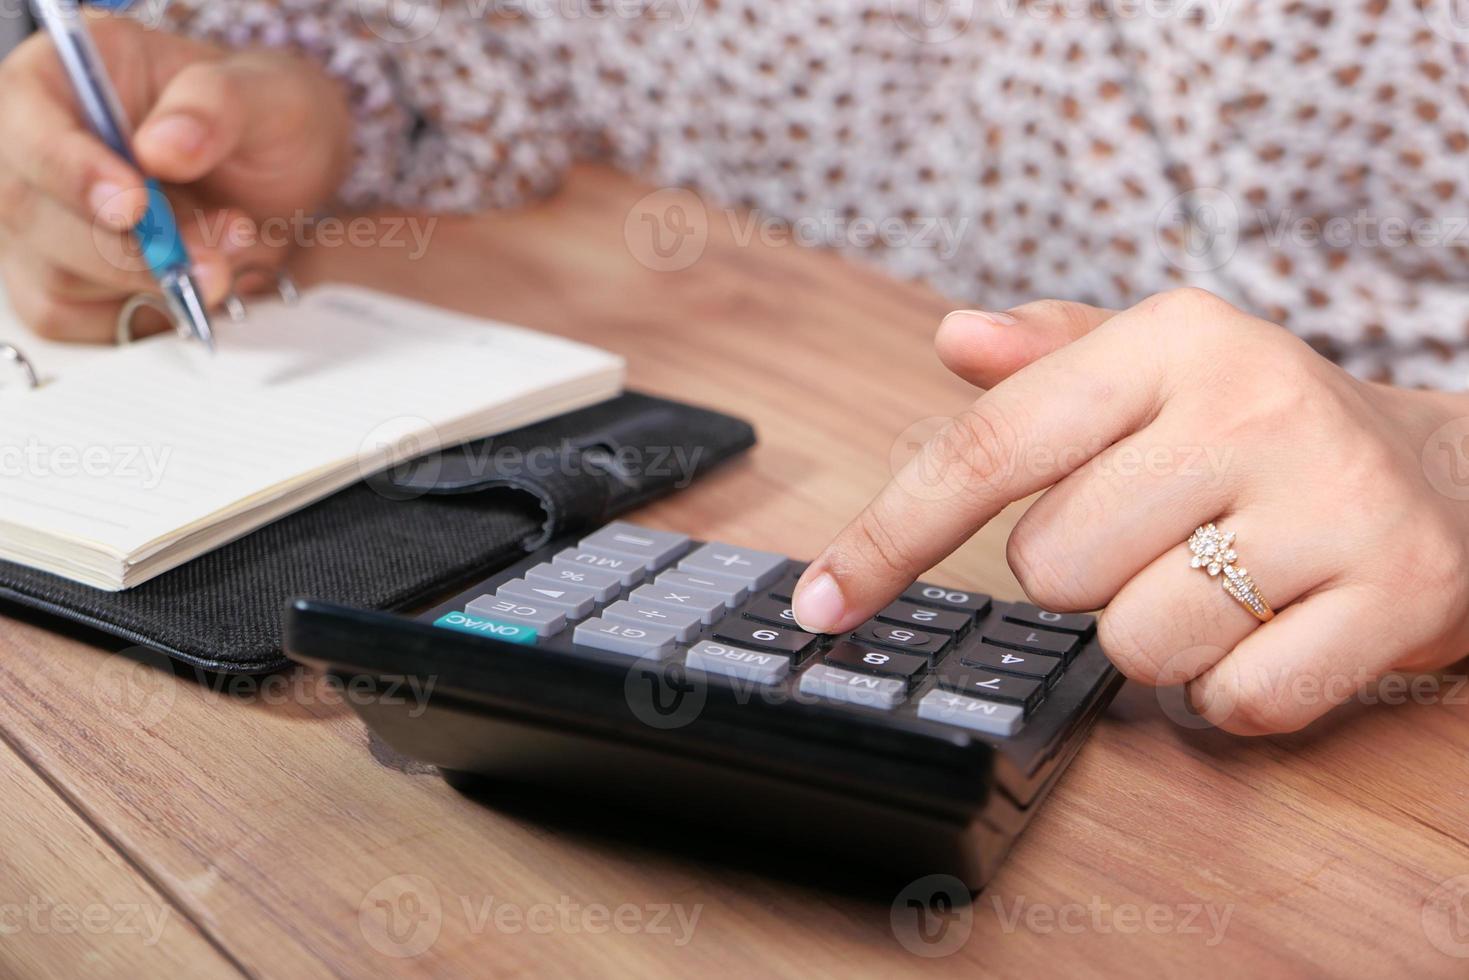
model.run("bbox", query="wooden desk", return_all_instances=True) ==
[2,167,1466,978]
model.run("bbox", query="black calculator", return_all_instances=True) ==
[286,521,1122,890]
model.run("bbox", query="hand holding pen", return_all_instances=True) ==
[0,10,352,343]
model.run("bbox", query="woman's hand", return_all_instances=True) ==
[0,15,352,341]
[791,288,1469,735]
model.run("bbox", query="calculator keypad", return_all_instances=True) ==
[429,524,1098,740]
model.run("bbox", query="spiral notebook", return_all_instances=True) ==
[0,283,625,591]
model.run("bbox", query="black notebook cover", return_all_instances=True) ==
[0,392,754,673]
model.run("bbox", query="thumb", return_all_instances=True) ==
[935,299,1117,389]
[132,60,246,184]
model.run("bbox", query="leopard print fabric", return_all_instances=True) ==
[152,0,1469,388]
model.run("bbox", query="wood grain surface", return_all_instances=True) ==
[0,166,1465,978]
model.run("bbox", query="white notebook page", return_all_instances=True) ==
[0,284,624,587]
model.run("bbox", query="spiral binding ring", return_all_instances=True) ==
[225,266,299,324]
[114,267,300,344]
[115,293,175,346]
[1,343,40,389]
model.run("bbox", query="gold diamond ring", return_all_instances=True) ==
[1187,523,1275,623]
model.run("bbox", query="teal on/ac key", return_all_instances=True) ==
[433,611,539,645]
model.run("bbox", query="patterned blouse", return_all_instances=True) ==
[152,0,1469,388]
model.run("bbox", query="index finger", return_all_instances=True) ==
[0,36,148,229]
[791,306,1168,635]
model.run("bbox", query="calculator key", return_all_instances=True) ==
[464,595,567,636]
[714,618,817,656]
[552,547,646,587]
[979,621,1078,661]
[679,543,787,589]
[603,600,703,643]
[497,578,597,619]
[432,611,538,645]
[823,642,927,685]
[901,582,991,618]
[935,668,1043,714]
[525,562,622,602]
[578,523,691,571]
[743,596,799,628]
[916,690,1024,736]
[798,665,906,710]
[685,640,791,684]
[767,564,808,601]
[573,618,678,659]
[959,644,1063,685]
[851,623,950,660]
[876,601,971,634]
[1002,603,1095,636]
[655,569,748,605]
[629,584,727,625]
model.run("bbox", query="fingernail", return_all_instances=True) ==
[792,572,845,634]
[142,115,208,156]
[943,309,1017,327]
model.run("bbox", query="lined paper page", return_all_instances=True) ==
[0,285,623,586]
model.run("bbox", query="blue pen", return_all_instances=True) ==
[30,0,215,351]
